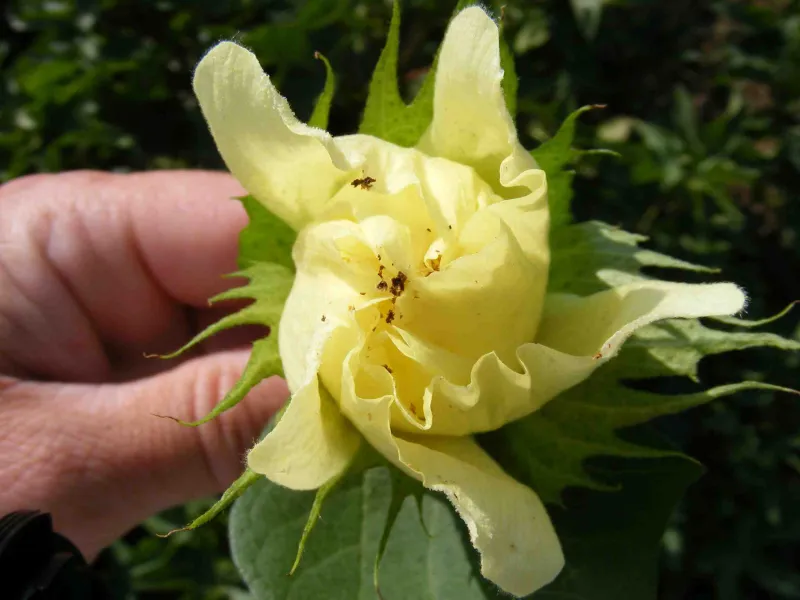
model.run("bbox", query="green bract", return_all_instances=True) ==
[161,3,798,599]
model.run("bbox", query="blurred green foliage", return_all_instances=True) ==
[2,0,798,598]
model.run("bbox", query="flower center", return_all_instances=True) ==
[422,237,447,275]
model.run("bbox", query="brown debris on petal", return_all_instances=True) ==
[377,280,388,291]
[351,175,376,190]
[390,271,408,297]
[382,364,393,374]
[385,310,395,324]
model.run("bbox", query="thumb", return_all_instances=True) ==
[0,350,287,558]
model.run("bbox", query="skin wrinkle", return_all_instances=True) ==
[39,205,115,381]
[0,264,34,378]
[0,181,110,381]
[0,252,108,381]
[41,181,189,376]
[189,357,250,491]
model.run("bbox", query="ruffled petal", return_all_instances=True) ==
[393,435,564,597]
[399,341,593,436]
[247,377,361,490]
[416,7,535,189]
[337,341,563,596]
[279,220,377,391]
[337,339,398,462]
[394,281,746,436]
[536,281,747,359]
[193,41,352,229]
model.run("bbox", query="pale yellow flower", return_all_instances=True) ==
[193,7,745,596]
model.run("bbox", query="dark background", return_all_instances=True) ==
[1,0,798,598]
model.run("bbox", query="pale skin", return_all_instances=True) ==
[0,170,288,559]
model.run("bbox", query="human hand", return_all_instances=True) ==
[0,171,288,559]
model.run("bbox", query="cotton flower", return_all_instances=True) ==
[193,7,745,596]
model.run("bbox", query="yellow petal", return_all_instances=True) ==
[483,168,549,265]
[333,134,496,240]
[395,214,543,370]
[279,220,376,392]
[247,377,360,490]
[394,281,746,437]
[417,7,535,189]
[337,345,563,596]
[394,435,564,597]
[536,281,747,359]
[334,335,563,595]
[337,342,398,462]
[404,342,594,436]
[193,41,351,230]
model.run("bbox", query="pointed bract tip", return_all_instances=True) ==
[156,526,190,539]
[151,412,188,426]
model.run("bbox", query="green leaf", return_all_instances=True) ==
[308,51,335,130]
[230,450,711,600]
[359,0,434,146]
[154,262,293,426]
[489,373,797,508]
[533,456,703,599]
[375,481,490,600]
[524,218,800,503]
[548,220,716,296]
[532,104,602,174]
[230,464,490,600]
[237,195,297,270]
[372,461,428,591]
[231,466,389,600]
[531,105,605,228]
